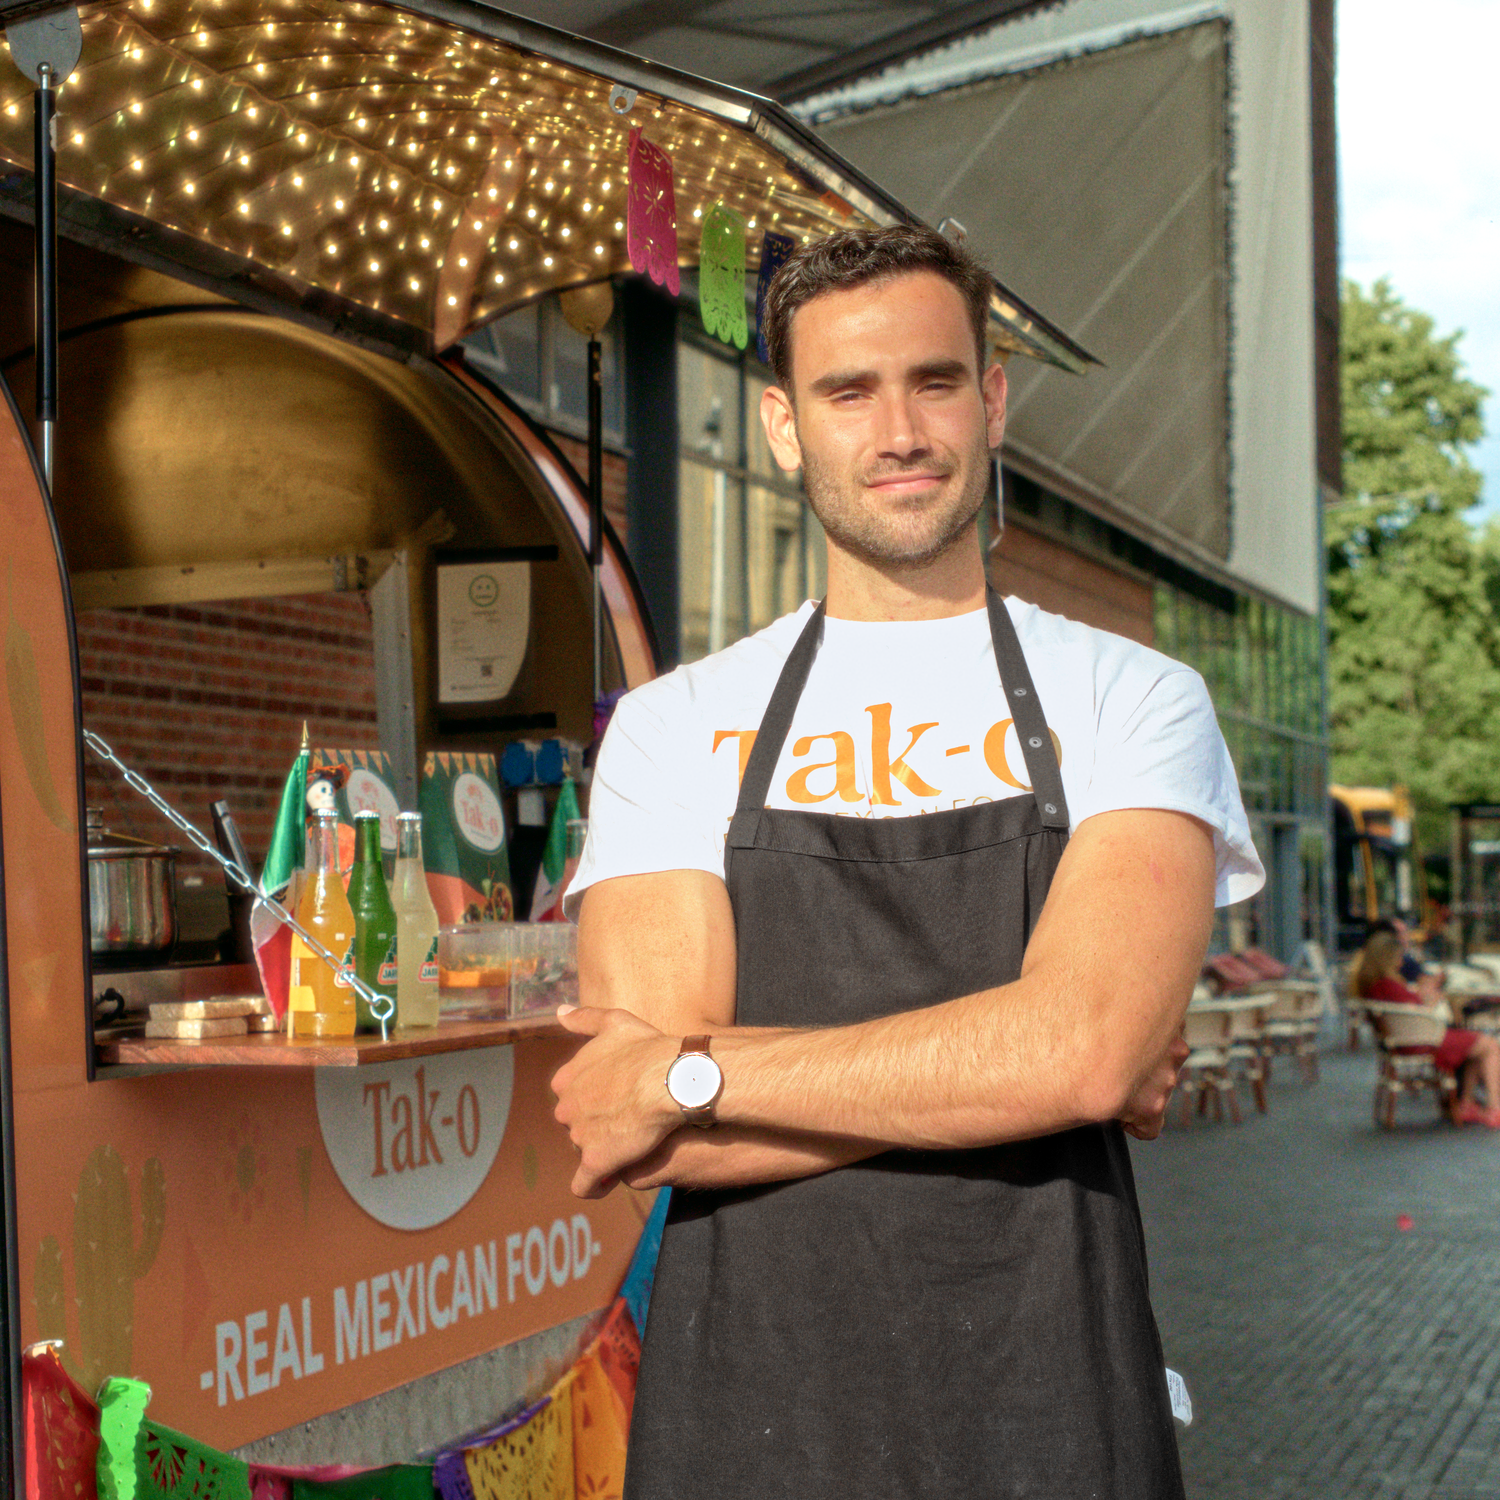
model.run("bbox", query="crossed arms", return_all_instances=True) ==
[551,807,1215,1198]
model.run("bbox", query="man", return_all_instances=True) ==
[552,225,1263,1498]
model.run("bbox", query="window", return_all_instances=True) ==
[463,296,623,443]
[1155,583,1329,954]
[677,337,826,664]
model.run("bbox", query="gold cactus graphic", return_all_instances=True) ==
[32,1146,165,1391]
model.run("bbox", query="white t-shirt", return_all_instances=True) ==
[566,598,1264,917]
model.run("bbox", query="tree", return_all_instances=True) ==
[1329,278,1493,849]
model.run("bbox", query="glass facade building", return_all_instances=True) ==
[1153,583,1329,958]
[676,331,827,664]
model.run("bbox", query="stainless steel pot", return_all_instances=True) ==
[87,808,178,964]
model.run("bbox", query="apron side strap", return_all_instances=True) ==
[986,590,1070,830]
[736,603,826,814]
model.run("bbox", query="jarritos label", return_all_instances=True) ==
[420,752,514,924]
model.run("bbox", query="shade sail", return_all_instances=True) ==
[816,18,1232,562]
[0,0,1089,367]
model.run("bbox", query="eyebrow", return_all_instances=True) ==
[806,357,973,397]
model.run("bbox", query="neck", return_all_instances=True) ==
[822,522,989,621]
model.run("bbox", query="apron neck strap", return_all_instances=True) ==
[736,602,825,814]
[732,594,1069,830]
[987,589,1069,829]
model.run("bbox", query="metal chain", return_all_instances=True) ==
[82,729,396,1038]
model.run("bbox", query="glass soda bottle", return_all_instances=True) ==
[393,811,441,1028]
[348,809,398,1033]
[288,809,357,1037]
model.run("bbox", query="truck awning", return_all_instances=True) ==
[0,0,1094,369]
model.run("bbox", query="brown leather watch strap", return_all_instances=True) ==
[681,1035,711,1056]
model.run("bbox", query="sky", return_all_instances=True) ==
[1339,0,1500,522]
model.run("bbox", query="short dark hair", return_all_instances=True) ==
[762,224,993,391]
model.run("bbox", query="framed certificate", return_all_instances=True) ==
[433,546,556,711]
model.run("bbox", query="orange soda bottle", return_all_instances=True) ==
[288,809,357,1037]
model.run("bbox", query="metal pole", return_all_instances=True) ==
[33,62,56,492]
[588,335,604,702]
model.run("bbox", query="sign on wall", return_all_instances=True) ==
[420,752,514,923]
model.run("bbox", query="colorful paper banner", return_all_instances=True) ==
[755,230,797,365]
[626,128,679,295]
[34,1296,642,1500]
[699,203,747,349]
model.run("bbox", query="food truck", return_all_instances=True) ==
[0,0,1085,1485]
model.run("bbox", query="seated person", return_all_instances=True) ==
[1354,930,1500,1127]
[1366,917,1442,1001]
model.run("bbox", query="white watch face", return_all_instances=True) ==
[667,1052,722,1109]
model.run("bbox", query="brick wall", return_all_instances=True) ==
[78,595,380,892]
[989,520,1155,645]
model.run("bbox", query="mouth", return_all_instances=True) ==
[864,471,950,496]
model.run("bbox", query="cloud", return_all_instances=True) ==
[1339,0,1500,516]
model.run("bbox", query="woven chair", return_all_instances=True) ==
[1238,946,1325,1085]
[1224,999,1269,1113]
[1178,1005,1240,1126]
[1260,985,1324,1084]
[1362,999,1460,1129]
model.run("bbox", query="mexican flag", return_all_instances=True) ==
[250,740,309,1019]
[530,778,581,921]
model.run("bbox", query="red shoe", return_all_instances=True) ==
[1481,1108,1500,1130]
[1456,1101,1487,1124]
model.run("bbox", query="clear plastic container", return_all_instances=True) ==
[509,923,579,1017]
[437,921,514,1019]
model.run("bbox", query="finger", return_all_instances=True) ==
[555,1005,611,1037]
[571,1163,618,1198]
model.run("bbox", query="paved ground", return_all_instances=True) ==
[1132,1040,1500,1500]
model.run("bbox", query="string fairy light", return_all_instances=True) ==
[0,0,872,337]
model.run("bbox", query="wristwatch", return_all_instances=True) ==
[665,1035,723,1127]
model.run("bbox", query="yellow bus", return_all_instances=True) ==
[1331,784,1431,952]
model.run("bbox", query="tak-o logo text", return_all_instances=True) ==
[315,1049,513,1230]
[714,703,1061,806]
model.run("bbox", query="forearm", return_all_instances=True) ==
[620,1125,885,1191]
[707,972,1152,1150]
[556,811,1215,1196]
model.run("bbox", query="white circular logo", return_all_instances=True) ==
[346,769,401,851]
[315,1048,513,1229]
[452,772,506,852]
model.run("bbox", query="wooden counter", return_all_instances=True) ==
[94,1013,566,1075]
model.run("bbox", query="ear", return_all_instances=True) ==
[759,384,803,474]
[982,361,1007,451]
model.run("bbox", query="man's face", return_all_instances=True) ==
[761,270,1006,570]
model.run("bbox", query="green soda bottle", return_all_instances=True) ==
[348,809,399,1032]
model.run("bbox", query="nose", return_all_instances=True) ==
[871,387,929,464]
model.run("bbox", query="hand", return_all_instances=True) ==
[1118,1029,1189,1141]
[551,1005,682,1198]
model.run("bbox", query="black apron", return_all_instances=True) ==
[624,592,1183,1500]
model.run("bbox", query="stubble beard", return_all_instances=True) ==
[799,432,993,571]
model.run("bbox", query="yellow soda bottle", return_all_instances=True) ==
[288,809,357,1037]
